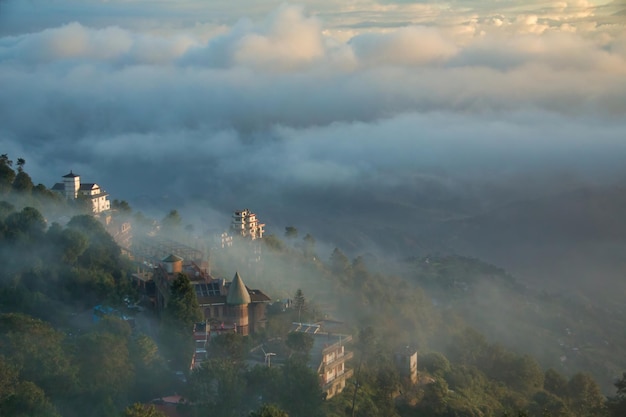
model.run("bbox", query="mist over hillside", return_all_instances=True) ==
[1,0,626,412]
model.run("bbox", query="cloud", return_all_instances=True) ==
[0,2,624,234]
[181,5,326,71]
[349,26,458,66]
[0,22,200,66]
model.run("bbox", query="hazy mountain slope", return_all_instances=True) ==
[435,185,626,302]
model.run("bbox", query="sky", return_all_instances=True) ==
[0,0,625,239]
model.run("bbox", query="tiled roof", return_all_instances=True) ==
[79,183,98,190]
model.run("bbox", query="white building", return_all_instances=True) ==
[52,171,111,214]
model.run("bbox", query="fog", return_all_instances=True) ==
[1,0,626,298]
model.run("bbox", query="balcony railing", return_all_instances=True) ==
[322,368,354,390]
[324,351,353,367]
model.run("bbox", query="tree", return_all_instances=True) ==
[250,404,289,417]
[167,273,202,328]
[419,352,451,377]
[0,313,77,398]
[187,359,246,417]
[67,214,121,271]
[75,330,134,406]
[0,154,15,193]
[329,248,350,275]
[421,377,449,414]
[112,199,132,213]
[122,403,166,417]
[286,332,314,359]
[285,226,298,239]
[566,373,606,417]
[529,391,570,417]
[211,332,248,363]
[302,234,316,258]
[544,368,568,398]
[162,273,202,370]
[608,372,626,417]
[0,381,60,417]
[0,200,15,220]
[293,289,307,323]
[12,171,34,194]
[162,210,182,230]
[280,358,324,417]
[264,234,286,252]
[4,207,46,242]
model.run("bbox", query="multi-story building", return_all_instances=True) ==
[52,171,111,214]
[292,323,354,399]
[230,209,265,240]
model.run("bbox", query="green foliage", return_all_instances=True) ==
[122,403,166,417]
[264,234,286,252]
[280,358,324,417]
[161,209,182,230]
[285,332,314,358]
[67,214,121,271]
[166,273,202,328]
[187,359,246,417]
[4,207,46,242]
[301,233,316,258]
[0,381,60,417]
[250,403,289,417]
[0,313,77,398]
[420,352,452,377]
[161,273,202,370]
[329,248,350,275]
[12,171,34,194]
[75,330,134,402]
[607,372,626,417]
[0,154,16,193]
[211,332,249,363]
[293,288,308,322]
[566,373,606,417]
[112,199,132,213]
[284,226,298,239]
[544,369,568,398]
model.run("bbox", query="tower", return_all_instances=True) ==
[226,271,251,335]
[62,171,80,199]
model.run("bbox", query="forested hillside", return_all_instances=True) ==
[1,155,625,417]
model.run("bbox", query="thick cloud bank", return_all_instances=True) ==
[0,1,624,231]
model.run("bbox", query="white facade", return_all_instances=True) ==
[54,171,111,214]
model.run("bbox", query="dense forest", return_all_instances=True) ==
[1,155,626,417]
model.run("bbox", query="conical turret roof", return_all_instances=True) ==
[227,271,251,305]
[162,254,183,262]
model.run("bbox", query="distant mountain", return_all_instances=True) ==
[434,185,626,301]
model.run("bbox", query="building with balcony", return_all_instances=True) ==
[292,323,353,399]
[230,209,265,240]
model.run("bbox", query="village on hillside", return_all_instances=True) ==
[47,170,421,414]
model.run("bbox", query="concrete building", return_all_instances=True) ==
[394,346,418,385]
[230,209,265,240]
[291,323,354,399]
[52,171,111,214]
